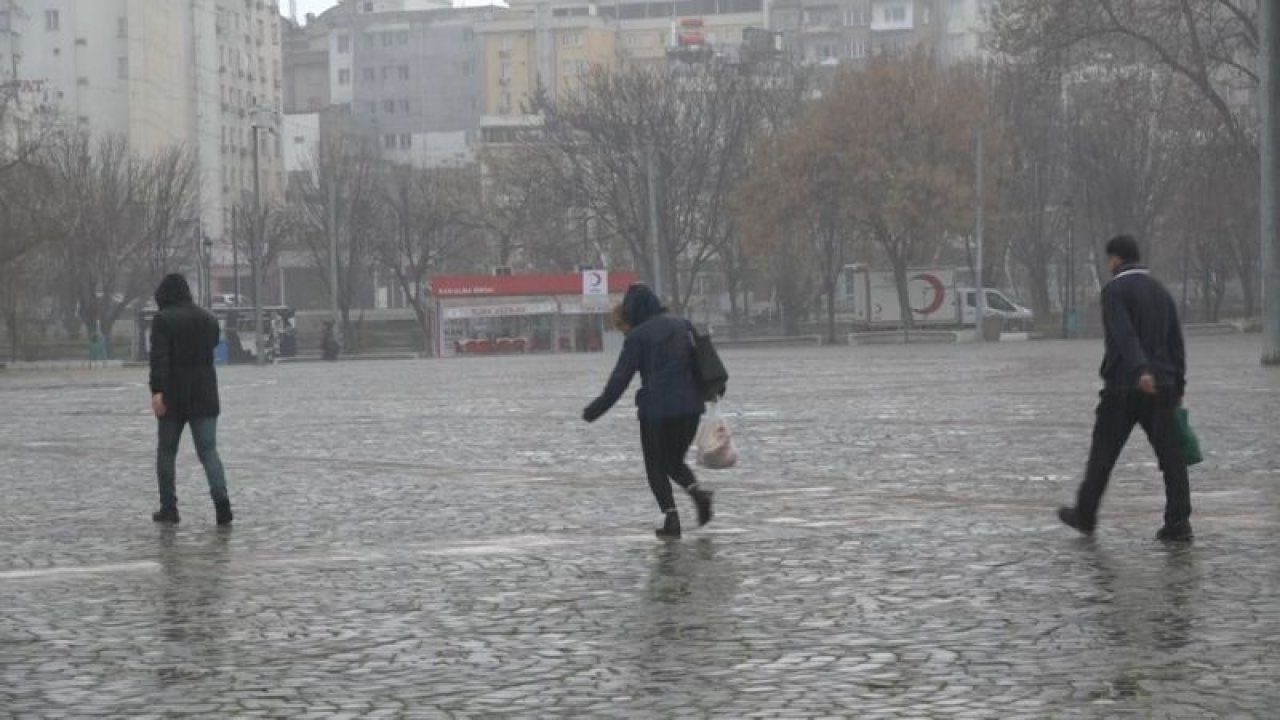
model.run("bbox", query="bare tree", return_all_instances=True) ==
[475,146,568,270]
[376,163,480,355]
[42,134,198,354]
[532,62,769,310]
[291,133,383,351]
[832,53,986,332]
[993,0,1259,158]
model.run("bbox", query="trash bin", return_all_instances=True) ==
[981,315,1003,342]
[1064,308,1080,339]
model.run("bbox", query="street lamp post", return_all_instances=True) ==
[1064,199,1075,339]
[250,105,275,366]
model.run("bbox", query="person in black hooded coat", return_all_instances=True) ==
[149,274,233,526]
[583,284,714,539]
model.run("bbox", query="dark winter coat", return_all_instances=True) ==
[584,284,706,423]
[149,275,222,419]
[1100,264,1186,396]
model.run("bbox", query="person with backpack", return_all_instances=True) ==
[583,283,715,539]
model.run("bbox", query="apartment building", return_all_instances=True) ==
[770,0,989,67]
[3,0,285,263]
[476,6,617,117]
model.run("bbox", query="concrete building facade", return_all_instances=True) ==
[2,0,286,270]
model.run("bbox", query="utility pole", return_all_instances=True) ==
[974,125,987,342]
[645,144,662,299]
[250,106,274,366]
[327,158,341,338]
[1262,0,1280,365]
[1065,199,1076,339]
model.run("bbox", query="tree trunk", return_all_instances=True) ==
[891,253,913,339]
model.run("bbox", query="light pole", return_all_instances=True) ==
[250,105,275,366]
[645,144,662,299]
[1262,0,1280,365]
[1064,199,1076,339]
[974,125,987,342]
[202,234,213,307]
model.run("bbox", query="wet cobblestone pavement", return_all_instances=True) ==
[2,336,1279,718]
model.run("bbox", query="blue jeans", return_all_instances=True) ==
[157,416,228,511]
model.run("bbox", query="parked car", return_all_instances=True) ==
[959,288,1035,332]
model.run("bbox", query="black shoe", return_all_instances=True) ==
[656,511,682,540]
[1057,507,1094,536]
[215,500,233,527]
[152,508,180,524]
[1156,524,1193,542]
[689,486,714,527]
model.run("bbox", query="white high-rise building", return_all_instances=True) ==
[3,0,285,266]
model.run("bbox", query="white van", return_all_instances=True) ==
[959,288,1035,331]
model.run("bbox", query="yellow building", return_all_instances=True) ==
[476,11,617,117]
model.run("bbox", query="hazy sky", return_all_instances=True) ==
[293,0,340,21]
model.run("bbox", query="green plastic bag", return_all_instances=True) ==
[1176,407,1203,467]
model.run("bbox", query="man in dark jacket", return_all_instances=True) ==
[149,274,232,526]
[583,284,714,539]
[1058,235,1191,541]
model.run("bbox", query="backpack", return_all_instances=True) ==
[687,322,728,401]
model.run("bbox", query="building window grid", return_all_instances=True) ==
[45,9,58,31]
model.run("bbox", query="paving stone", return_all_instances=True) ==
[1,337,1278,715]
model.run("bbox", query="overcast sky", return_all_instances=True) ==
[291,0,496,22]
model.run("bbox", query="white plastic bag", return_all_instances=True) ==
[696,402,738,470]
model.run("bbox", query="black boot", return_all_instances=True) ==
[656,510,682,540]
[689,485,714,527]
[152,508,180,524]
[1057,507,1094,537]
[1156,523,1193,542]
[215,500,233,527]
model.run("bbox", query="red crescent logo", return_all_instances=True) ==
[911,273,946,316]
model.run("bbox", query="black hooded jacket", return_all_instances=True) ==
[584,284,705,422]
[150,274,221,419]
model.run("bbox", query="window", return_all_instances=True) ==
[381,66,391,80]
[45,9,59,31]
[398,99,409,113]
[293,135,305,144]
[367,101,377,114]
[0,11,10,32]
[118,56,128,79]
[398,134,411,149]
[384,99,395,113]
[364,1,374,11]
[560,30,583,47]
[886,6,906,22]
[118,17,128,38]
[363,33,375,50]
[382,31,393,47]
[499,60,511,80]
[337,33,350,53]
[338,68,351,85]
[363,68,376,82]
[384,134,396,149]
[396,30,409,45]
[460,60,473,76]
[398,65,409,80]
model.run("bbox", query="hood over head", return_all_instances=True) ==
[154,273,194,309]
[621,283,665,329]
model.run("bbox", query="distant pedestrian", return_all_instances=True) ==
[1058,235,1191,541]
[321,321,340,361]
[149,274,233,526]
[583,284,714,539]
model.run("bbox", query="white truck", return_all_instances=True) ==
[840,266,1034,330]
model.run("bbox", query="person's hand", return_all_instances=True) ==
[151,393,167,418]
[1137,372,1157,396]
